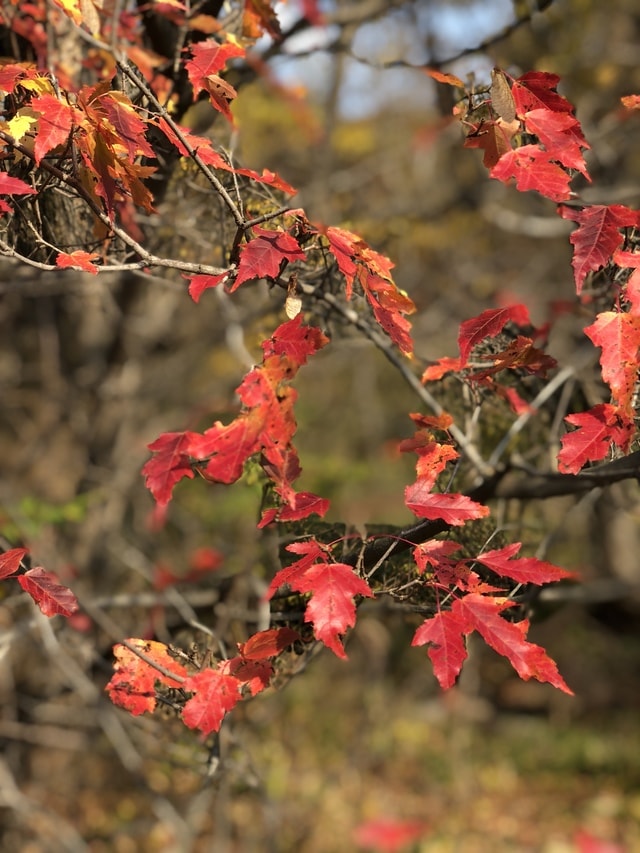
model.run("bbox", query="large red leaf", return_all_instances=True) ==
[18,567,79,617]
[475,542,573,584]
[30,93,76,164]
[411,607,468,689]
[185,40,245,120]
[182,669,242,735]
[558,404,634,473]
[454,594,572,693]
[0,173,37,196]
[142,431,199,507]
[261,314,329,365]
[523,108,590,178]
[559,204,640,294]
[404,482,490,526]
[491,145,572,201]
[511,71,574,115]
[232,227,306,291]
[268,546,373,658]
[584,311,640,411]
[98,89,155,159]
[293,562,374,658]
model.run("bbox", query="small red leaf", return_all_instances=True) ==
[353,818,429,852]
[0,547,28,580]
[18,567,79,617]
[559,204,640,294]
[423,67,464,87]
[239,627,301,660]
[187,271,229,302]
[56,250,100,274]
[404,483,490,526]
[458,305,530,366]
[142,430,199,506]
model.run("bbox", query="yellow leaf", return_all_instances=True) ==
[51,0,83,26]
[6,111,38,145]
[20,77,55,96]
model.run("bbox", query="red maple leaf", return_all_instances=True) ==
[511,71,574,115]
[411,607,468,688]
[17,566,79,617]
[187,271,230,302]
[106,640,187,716]
[197,416,264,483]
[182,669,242,735]
[523,108,590,178]
[400,438,458,488]
[185,39,245,121]
[220,656,272,697]
[414,595,571,693]
[584,310,640,411]
[98,89,155,160]
[404,481,490,526]
[261,314,330,364]
[558,403,634,473]
[293,562,374,658]
[455,594,572,693]
[412,540,462,575]
[55,250,99,274]
[491,145,572,201]
[236,166,297,196]
[238,627,300,660]
[0,547,28,579]
[29,93,76,164]
[267,545,373,658]
[353,818,429,853]
[480,336,557,377]
[142,430,199,506]
[0,172,37,214]
[232,227,306,290]
[559,204,640,294]
[475,542,574,584]
[359,271,415,355]
[458,304,531,366]
[421,356,463,382]
[324,226,359,291]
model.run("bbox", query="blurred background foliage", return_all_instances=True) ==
[1,0,640,850]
